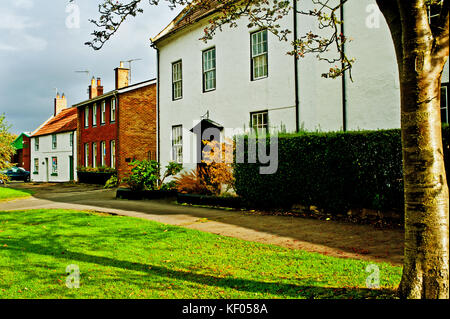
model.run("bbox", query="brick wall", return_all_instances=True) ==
[117,84,157,180]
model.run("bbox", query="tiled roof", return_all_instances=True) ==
[32,107,77,137]
[151,0,222,43]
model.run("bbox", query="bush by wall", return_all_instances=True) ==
[234,125,449,214]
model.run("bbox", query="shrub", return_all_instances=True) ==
[174,169,212,195]
[104,175,119,189]
[123,160,182,191]
[234,126,450,214]
[77,166,116,174]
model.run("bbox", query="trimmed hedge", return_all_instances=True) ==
[234,125,449,213]
[77,171,116,185]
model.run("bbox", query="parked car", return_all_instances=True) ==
[2,167,30,182]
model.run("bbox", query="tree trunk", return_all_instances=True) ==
[395,2,449,298]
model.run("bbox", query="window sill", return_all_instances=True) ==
[251,76,268,82]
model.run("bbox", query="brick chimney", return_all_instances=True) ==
[54,93,67,116]
[88,77,97,99]
[96,77,104,96]
[114,62,129,89]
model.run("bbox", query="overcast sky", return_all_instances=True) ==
[0,0,180,135]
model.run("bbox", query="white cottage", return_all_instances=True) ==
[30,94,78,182]
[151,0,449,172]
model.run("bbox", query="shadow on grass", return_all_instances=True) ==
[2,238,396,299]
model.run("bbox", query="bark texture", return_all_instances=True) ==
[377,0,449,299]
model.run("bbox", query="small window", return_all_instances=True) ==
[51,157,58,175]
[251,29,268,80]
[92,103,97,126]
[111,98,116,122]
[251,111,269,134]
[84,106,89,128]
[34,158,39,173]
[441,83,449,124]
[172,125,183,163]
[35,137,39,151]
[428,2,442,26]
[101,101,106,124]
[92,142,97,168]
[203,48,216,92]
[172,61,183,100]
[84,143,89,167]
[110,140,116,169]
[70,132,74,147]
[101,141,106,166]
[52,134,57,149]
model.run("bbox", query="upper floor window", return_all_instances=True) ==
[111,98,116,122]
[172,61,183,100]
[84,106,89,128]
[92,103,97,126]
[172,125,183,163]
[52,134,57,149]
[70,132,74,147]
[441,83,449,124]
[251,29,268,80]
[101,101,106,124]
[251,111,268,134]
[203,48,216,92]
[35,137,39,151]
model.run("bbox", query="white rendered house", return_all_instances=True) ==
[151,0,449,173]
[30,94,78,182]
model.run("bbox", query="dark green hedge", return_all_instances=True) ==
[234,125,449,213]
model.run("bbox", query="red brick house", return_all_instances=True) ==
[11,132,31,171]
[74,62,157,180]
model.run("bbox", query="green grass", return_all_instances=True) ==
[0,209,402,299]
[0,187,33,201]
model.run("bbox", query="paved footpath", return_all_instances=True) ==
[0,183,404,266]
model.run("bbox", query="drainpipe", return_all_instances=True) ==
[151,42,161,166]
[340,1,347,132]
[293,0,300,132]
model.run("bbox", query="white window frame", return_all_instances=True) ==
[84,143,89,167]
[101,101,106,124]
[441,84,449,124]
[92,142,97,168]
[110,140,116,169]
[70,132,74,147]
[251,29,268,80]
[203,47,216,92]
[35,137,39,151]
[172,61,183,100]
[51,157,58,175]
[52,134,57,150]
[100,141,106,166]
[92,103,97,126]
[172,125,183,163]
[111,98,116,122]
[85,106,89,128]
[34,158,39,173]
[251,111,269,134]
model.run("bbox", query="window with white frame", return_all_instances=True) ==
[428,2,442,26]
[92,142,97,168]
[35,137,39,151]
[52,134,57,149]
[203,48,216,91]
[110,140,116,168]
[34,158,39,173]
[172,61,182,100]
[441,84,449,124]
[70,132,74,147]
[85,106,89,128]
[251,29,268,80]
[101,101,106,124]
[172,125,183,163]
[92,103,97,126]
[101,141,106,166]
[251,111,268,134]
[84,143,89,167]
[52,157,58,175]
[111,98,116,122]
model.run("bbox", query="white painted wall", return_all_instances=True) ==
[30,131,77,182]
[157,9,297,172]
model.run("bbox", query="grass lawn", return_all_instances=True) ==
[0,209,402,299]
[0,187,33,201]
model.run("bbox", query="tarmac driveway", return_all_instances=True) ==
[0,182,404,266]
